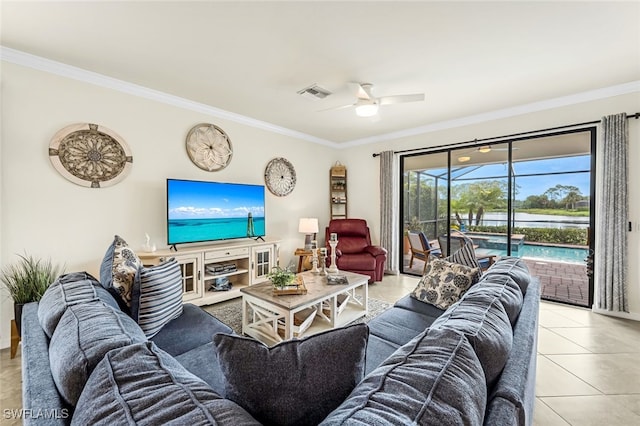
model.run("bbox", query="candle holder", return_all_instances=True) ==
[311,247,320,274]
[319,248,328,276]
[328,240,339,274]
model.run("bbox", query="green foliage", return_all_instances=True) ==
[267,266,296,289]
[468,225,588,246]
[1,254,65,304]
[452,180,507,225]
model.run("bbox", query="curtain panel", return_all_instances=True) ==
[379,151,399,274]
[596,113,628,312]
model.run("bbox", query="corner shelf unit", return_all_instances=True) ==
[139,239,280,306]
[330,163,347,220]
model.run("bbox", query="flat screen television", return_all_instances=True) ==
[166,179,266,247]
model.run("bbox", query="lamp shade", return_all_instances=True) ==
[298,218,319,234]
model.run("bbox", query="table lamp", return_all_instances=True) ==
[298,218,319,250]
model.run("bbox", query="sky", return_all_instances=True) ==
[167,179,265,220]
[431,155,591,200]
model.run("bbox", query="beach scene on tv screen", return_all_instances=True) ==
[168,180,265,244]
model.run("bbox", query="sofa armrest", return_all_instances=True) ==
[364,245,387,258]
[21,302,70,425]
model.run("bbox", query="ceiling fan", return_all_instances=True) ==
[323,82,425,117]
[457,144,518,163]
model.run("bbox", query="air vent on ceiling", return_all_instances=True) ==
[297,84,332,100]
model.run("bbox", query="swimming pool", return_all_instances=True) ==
[480,244,588,264]
[465,232,589,264]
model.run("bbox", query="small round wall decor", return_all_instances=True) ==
[49,123,133,188]
[185,123,233,171]
[264,157,296,196]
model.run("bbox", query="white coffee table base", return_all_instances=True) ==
[241,273,368,346]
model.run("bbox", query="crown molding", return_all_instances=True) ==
[2,46,638,149]
[341,80,640,148]
[0,46,338,148]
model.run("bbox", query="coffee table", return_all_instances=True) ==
[240,270,369,346]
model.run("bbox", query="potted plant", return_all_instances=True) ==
[267,266,296,290]
[1,253,64,336]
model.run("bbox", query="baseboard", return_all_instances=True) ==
[591,306,640,322]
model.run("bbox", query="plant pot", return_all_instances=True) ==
[14,303,24,337]
[404,235,411,254]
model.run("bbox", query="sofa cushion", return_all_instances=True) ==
[48,301,146,406]
[72,342,261,425]
[431,293,513,387]
[411,257,480,310]
[366,307,437,346]
[484,257,531,294]
[320,328,487,425]
[151,303,233,357]
[38,271,119,338]
[213,323,368,426]
[100,235,141,310]
[131,258,183,338]
[465,274,524,326]
[393,293,448,318]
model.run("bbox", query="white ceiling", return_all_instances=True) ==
[2,1,639,146]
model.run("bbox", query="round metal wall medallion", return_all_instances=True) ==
[264,157,296,196]
[49,123,133,188]
[185,123,233,171]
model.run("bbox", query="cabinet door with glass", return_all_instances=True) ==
[173,254,203,302]
[251,245,274,284]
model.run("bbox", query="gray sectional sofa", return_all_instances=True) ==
[21,257,539,425]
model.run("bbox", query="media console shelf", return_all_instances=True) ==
[139,239,280,306]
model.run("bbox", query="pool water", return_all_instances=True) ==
[481,244,588,264]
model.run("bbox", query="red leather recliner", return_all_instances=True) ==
[325,219,387,283]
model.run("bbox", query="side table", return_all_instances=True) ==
[11,320,20,359]
[294,248,313,273]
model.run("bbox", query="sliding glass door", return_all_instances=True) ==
[400,129,595,307]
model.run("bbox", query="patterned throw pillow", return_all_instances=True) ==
[100,235,141,309]
[411,257,480,310]
[131,258,183,338]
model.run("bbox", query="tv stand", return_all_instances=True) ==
[139,239,280,306]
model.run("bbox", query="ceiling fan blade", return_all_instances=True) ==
[318,103,355,112]
[379,93,425,105]
[348,82,374,100]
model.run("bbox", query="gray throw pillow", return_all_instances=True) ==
[320,328,487,425]
[431,293,513,387]
[213,323,369,426]
[38,271,119,338]
[131,258,183,338]
[73,342,261,425]
[411,257,480,310]
[99,235,141,309]
[48,300,147,406]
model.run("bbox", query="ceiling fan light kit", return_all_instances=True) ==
[478,145,492,153]
[355,103,379,117]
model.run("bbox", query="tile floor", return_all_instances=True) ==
[1,274,640,425]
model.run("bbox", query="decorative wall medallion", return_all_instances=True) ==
[185,123,233,171]
[49,123,133,188]
[264,157,296,196]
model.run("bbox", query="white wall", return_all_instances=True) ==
[343,93,640,318]
[0,63,336,348]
